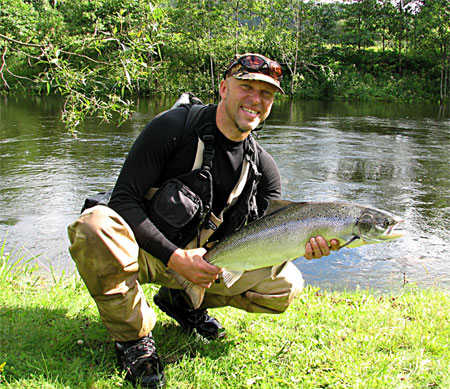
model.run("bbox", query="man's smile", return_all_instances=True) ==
[241,106,259,116]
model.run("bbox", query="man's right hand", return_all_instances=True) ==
[167,248,222,288]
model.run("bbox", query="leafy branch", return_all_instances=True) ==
[0,1,168,133]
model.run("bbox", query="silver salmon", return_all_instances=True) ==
[171,200,404,309]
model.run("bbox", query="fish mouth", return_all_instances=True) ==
[384,219,405,239]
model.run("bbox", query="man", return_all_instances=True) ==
[68,53,339,388]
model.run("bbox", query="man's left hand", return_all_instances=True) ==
[304,236,340,260]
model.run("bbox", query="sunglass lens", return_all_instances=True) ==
[241,55,265,69]
[269,63,282,78]
[233,54,282,80]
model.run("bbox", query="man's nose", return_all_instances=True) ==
[247,89,263,105]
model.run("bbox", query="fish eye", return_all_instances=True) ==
[383,219,390,227]
[359,213,373,225]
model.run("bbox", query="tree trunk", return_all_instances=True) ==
[291,8,301,95]
[210,53,214,93]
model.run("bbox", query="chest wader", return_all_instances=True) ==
[143,103,260,251]
[68,94,301,343]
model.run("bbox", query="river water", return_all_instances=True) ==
[1,95,449,292]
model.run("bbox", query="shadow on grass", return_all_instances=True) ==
[0,305,117,387]
[0,304,234,387]
[153,320,235,364]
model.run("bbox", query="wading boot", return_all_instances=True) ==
[115,332,166,388]
[153,287,226,340]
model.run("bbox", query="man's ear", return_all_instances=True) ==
[219,79,227,99]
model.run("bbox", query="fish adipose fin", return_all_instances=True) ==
[167,269,205,310]
[221,269,244,288]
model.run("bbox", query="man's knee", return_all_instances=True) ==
[244,263,304,313]
[68,206,140,295]
[280,262,304,306]
[68,206,138,267]
[69,205,133,244]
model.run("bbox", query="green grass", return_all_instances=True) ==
[1,243,450,388]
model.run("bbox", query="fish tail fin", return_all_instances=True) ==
[221,269,244,288]
[167,269,206,309]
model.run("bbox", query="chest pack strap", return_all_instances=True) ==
[185,134,257,249]
[190,113,215,172]
[188,104,254,214]
[145,103,258,249]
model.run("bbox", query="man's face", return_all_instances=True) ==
[219,76,276,135]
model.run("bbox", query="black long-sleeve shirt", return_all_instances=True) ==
[109,105,281,265]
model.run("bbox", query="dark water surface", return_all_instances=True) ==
[1,96,449,292]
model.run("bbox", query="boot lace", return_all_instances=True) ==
[187,309,209,326]
[122,335,159,368]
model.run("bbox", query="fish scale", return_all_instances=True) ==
[169,200,404,309]
[205,203,359,270]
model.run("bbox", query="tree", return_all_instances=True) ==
[414,0,450,102]
[265,0,339,95]
[342,0,380,50]
[0,0,168,132]
[388,0,423,73]
[0,0,447,126]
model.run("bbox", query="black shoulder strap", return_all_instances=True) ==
[244,133,260,174]
[184,104,215,171]
[184,104,206,134]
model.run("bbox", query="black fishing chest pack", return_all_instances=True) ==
[81,92,261,248]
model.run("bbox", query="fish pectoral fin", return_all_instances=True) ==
[221,269,244,288]
[167,269,206,310]
[271,262,287,279]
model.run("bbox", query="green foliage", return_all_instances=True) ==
[1,0,168,133]
[0,0,448,130]
[1,266,450,388]
[0,0,38,39]
[341,0,380,49]
[0,237,39,285]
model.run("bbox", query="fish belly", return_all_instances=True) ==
[208,222,309,271]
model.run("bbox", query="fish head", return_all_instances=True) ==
[355,207,404,244]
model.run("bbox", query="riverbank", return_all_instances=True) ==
[1,250,449,388]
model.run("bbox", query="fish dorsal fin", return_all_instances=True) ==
[264,199,296,217]
[221,269,244,288]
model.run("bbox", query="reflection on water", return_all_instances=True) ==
[1,96,449,292]
[265,100,450,292]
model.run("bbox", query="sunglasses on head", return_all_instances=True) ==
[225,54,283,80]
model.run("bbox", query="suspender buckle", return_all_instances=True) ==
[202,134,215,169]
[203,134,214,143]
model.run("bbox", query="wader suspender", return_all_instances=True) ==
[184,106,257,249]
[144,104,257,249]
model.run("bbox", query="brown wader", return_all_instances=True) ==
[68,205,304,342]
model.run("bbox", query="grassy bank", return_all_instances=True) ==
[1,249,450,388]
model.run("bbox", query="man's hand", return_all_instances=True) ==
[304,236,340,260]
[167,248,222,288]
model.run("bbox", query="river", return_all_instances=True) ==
[1,95,449,292]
